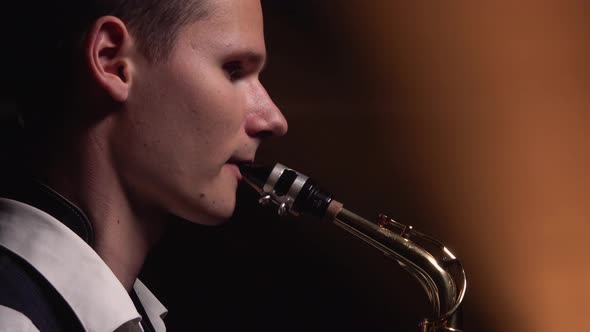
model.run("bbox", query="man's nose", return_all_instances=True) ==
[245,84,288,139]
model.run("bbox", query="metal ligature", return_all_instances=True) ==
[239,163,466,332]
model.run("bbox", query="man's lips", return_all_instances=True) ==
[226,163,243,180]
[226,158,254,180]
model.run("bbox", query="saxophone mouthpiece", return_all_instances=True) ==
[238,163,272,194]
[239,163,333,218]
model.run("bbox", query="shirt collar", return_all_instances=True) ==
[0,177,94,245]
[134,280,168,332]
[0,189,167,331]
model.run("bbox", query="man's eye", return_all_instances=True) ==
[223,62,243,81]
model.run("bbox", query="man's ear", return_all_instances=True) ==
[85,16,135,102]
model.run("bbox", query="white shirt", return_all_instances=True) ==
[0,198,167,332]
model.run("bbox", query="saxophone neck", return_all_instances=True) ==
[240,162,467,332]
[329,205,466,332]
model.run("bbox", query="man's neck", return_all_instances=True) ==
[40,130,167,292]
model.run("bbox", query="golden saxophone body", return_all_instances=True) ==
[240,163,466,332]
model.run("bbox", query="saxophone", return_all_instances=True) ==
[239,163,467,332]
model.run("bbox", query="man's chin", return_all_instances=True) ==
[177,205,236,226]
[194,215,231,226]
[168,189,237,226]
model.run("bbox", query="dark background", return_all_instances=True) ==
[3,0,589,331]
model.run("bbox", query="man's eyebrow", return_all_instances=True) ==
[226,51,267,71]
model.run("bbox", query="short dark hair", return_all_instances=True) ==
[103,0,210,62]
[1,0,208,140]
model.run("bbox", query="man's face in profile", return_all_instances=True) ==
[110,0,287,225]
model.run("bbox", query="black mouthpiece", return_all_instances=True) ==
[238,163,272,193]
[239,163,333,219]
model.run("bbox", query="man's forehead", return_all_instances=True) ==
[185,0,266,57]
[200,0,263,29]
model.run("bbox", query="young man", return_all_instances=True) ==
[0,0,288,331]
